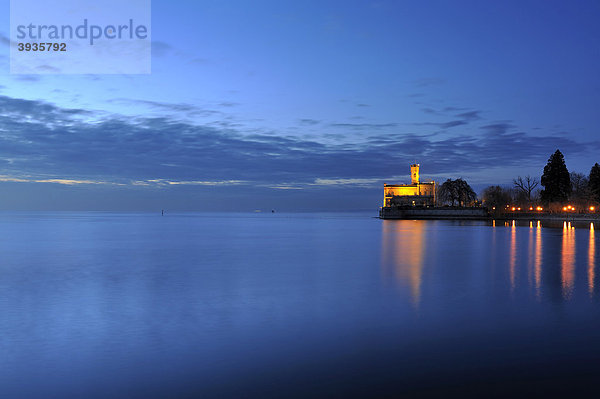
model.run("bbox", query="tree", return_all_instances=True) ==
[570,172,588,193]
[438,178,477,207]
[511,187,529,205]
[589,163,600,203]
[513,175,539,203]
[570,172,590,203]
[438,179,459,206]
[482,185,512,209]
[455,178,477,206]
[540,149,571,203]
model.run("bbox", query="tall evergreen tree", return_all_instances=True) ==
[589,163,600,202]
[540,149,571,203]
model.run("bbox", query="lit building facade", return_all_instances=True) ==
[383,164,436,207]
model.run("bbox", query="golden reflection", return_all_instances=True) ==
[510,221,516,292]
[527,224,533,286]
[381,220,426,306]
[534,222,542,298]
[589,224,595,296]
[561,223,576,299]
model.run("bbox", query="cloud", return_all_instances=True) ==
[439,120,468,129]
[14,75,42,82]
[34,178,115,185]
[0,95,90,121]
[456,110,481,121]
[299,119,321,126]
[330,123,398,129]
[166,180,245,186]
[0,175,118,186]
[151,41,174,57]
[480,123,514,135]
[444,106,468,112]
[0,95,598,191]
[0,33,10,46]
[110,98,221,118]
[35,64,61,72]
[415,109,483,129]
[312,178,381,186]
[126,179,246,186]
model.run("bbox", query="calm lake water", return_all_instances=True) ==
[1,212,599,398]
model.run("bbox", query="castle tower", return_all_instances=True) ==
[410,164,420,184]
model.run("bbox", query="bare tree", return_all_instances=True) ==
[482,185,512,208]
[513,175,539,202]
[570,172,588,194]
[570,172,591,203]
[590,163,600,202]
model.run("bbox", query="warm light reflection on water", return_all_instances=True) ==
[562,222,576,299]
[381,220,426,306]
[382,219,600,308]
[510,221,516,291]
[453,219,598,302]
[535,222,542,298]
[376,217,600,395]
[590,224,596,296]
[527,224,533,287]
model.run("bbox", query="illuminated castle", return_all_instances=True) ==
[383,164,436,207]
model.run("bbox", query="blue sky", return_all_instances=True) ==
[1,0,599,210]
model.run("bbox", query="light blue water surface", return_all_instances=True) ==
[0,212,599,398]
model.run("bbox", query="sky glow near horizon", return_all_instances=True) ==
[0,0,599,210]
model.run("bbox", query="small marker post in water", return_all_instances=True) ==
[162,209,164,216]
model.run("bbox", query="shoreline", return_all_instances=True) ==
[491,212,600,222]
[380,207,600,222]
[379,206,489,220]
